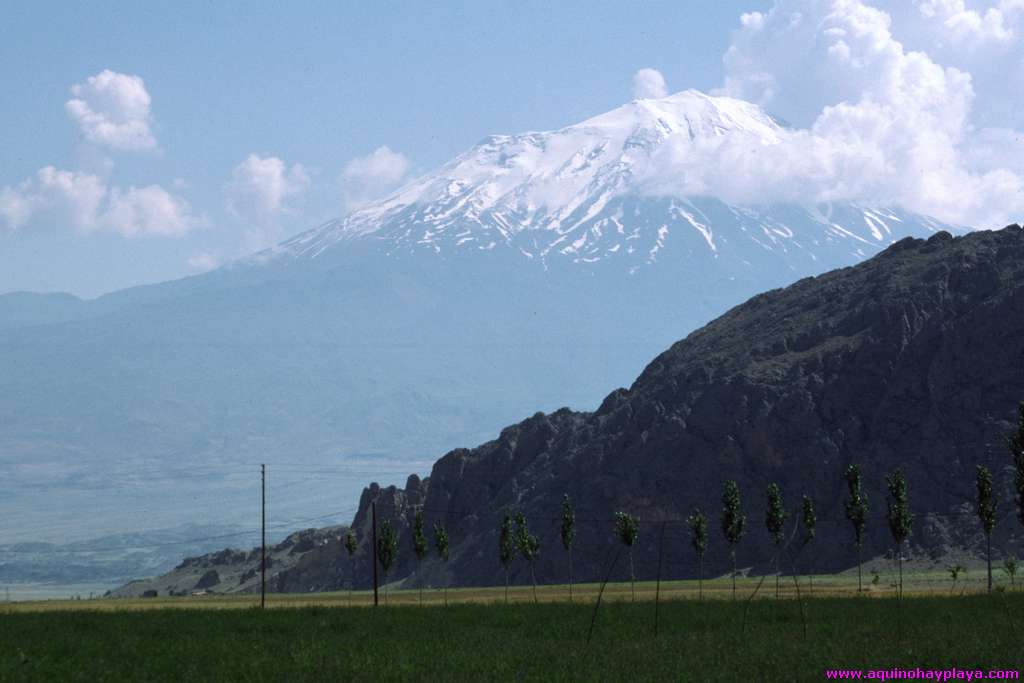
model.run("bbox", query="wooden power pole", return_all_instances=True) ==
[261,463,266,609]
[372,501,380,607]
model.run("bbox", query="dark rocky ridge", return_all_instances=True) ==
[132,226,1024,593]
[108,526,347,597]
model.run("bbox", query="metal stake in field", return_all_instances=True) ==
[371,501,380,607]
[586,547,622,646]
[654,520,666,637]
[261,462,266,610]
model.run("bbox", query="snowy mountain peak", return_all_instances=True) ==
[271,90,952,267]
[574,89,782,141]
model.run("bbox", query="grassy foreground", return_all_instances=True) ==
[2,590,1022,681]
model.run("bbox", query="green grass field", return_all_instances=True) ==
[2,577,1022,681]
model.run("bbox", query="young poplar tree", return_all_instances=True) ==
[614,511,640,601]
[1011,401,1024,531]
[885,468,913,598]
[686,508,708,600]
[765,483,788,599]
[844,464,869,593]
[433,522,450,606]
[801,495,817,594]
[947,564,967,594]
[499,514,515,603]
[720,480,747,601]
[975,465,998,593]
[376,520,398,605]
[1003,556,1018,589]
[560,494,576,602]
[344,530,358,604]
[411,510,428,605]
[513,513,541,603]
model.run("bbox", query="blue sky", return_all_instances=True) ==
[3,0,1024,297]
[0,1,769,297]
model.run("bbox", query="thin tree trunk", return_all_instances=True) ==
[629,550,636,602]
[731,548,737,601]
[808,549,814,596]
[568,547,574,604]
[775,547,781,599]
[857,543,863,593]
[898,543,903,599]
[349,558,355,606]
[444,575,448,607]
[531,564,538,604]
[896,544,903,644]
[418,559,423,606]
[699,554,704,601]
[505,569,509,604]
[986,533,992,593]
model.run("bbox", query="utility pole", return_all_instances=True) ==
[261,463,266,610]
[371,501,380,607]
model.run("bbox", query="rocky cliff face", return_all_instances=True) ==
[107,526,348,598]
[155,226,1024,593]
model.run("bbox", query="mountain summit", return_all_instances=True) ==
[273,90,943,272]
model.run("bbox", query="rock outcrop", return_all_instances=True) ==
[320,225,1024,590]
[107,526,347,597]
[128,226,1024,593]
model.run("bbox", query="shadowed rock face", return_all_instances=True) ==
[107,526,348,598]
[267,226,1024,591]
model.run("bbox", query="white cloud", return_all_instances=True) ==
[0,167,106,232]
[225,154,310,249]
[702,0,1024,228]
[102,185,195,237]
[0,166,197,237]
[917,0,1014,44]
[340,146,411,210]
[187,253,219,273]
[1,71,200,241]
[740,11,766,30]
[632,68,668,100]
[226,154,309,220]
[65,70,157,152]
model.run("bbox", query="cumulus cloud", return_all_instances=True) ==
[916,0,1014,44]
[65,70,157,152]
[1,167,104,232]
[697,0,1024,228]
[632,68,668,99]
[0,166,196,237]
[103,185,195,237]
[226,154,309,220]
[340,146,411,210]
[0,70,201,242]
[225,154,310,249]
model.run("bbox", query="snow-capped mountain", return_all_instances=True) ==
[0,91,961,551]
[273,90,951,271]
